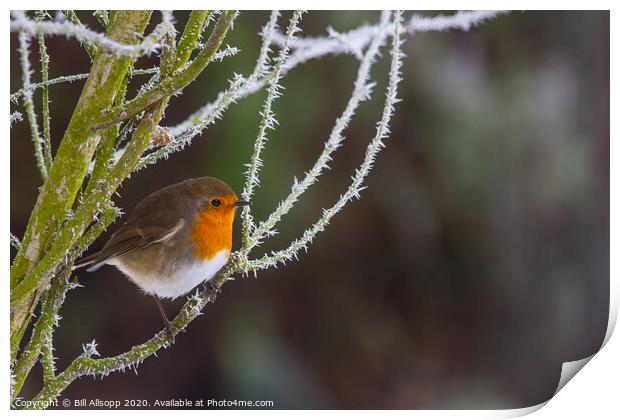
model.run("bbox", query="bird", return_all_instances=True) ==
[75,177,250,344]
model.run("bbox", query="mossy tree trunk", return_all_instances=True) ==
[9,10,236,369]
[10,10,153,361]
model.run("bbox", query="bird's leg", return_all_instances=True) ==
[153,295,175,345]
[201,279,220,302]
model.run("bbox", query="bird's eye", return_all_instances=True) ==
[210,199,221,207]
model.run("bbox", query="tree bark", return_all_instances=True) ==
[10,10,153,361]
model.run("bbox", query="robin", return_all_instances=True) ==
[75,177,250,344]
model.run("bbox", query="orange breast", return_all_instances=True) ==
[189,209,235,260]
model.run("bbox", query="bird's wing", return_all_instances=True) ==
[76,218,185,272]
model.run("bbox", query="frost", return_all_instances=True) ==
[164,11,509,155]
[82,339,100,357]
[212,45,240,62]
[241,11,305,246]
[10,111,23,127]
[245,10,405,271]
[247,11,390,250]
[10,10,174,58]
[17,30,45,179]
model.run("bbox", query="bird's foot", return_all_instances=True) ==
[202,280,220,302]
[164,320,175,346]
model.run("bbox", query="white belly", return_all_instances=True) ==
[113,250,230,299]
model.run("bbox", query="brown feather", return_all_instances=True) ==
[75,177,235,272]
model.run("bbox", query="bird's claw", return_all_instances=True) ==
[202,281,220,302]
[164,320,175,346]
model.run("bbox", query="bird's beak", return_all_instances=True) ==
[234,200,251,207]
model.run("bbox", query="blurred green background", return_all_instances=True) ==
[10,11,609,409]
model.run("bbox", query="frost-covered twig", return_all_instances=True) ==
[12,268,69,398]
[407,10,508,32]
[133,11,280,171]
[29,263,232,405]
[241,11,304,247]
[10,112,23,128]
[10,233,22,250]
[212,45,240,62]
[36,11,53,169]
[11,205,119,400]
[9,67,160,103]
[161,10,175,26]
[10,73,89,103]
[17,31,46,180]
[253,10,282,78]
[11,11,155,360]
[10,10,174,58]
[93,10,109,29]
[90,11,237,130]
[167,15,346,138]
[247,11,391,250]
[167,11,509,144]
[248,10,404,271]
[277,10,508,50]
[63,10,98,59]
[167,29,367,137]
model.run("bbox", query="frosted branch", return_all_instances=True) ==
[11,233,22,250]
[247,11,391,250]
[10,10,174,58]
[10,67,159,103]
[131,10,280,171]
[63,10,98,59]
[248,10,404,271]
[167,11,508,147]
[241,11,304,247]
[166,10,280,138]
[254,10,281,77]
[90,11,236,130]
[161,10,175,26]
[93,10,109,29]
[407,10,508,32]
[277,10,509,50]
[10,112,23,127]
[17,31,46,180]
[36,10,53,170]
[211,45,240,62]
[10,73,89,103]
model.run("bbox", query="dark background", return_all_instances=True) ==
[10,11,609,409]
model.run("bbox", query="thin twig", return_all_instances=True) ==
[17,31,46,180]
[247,11,391,250]
[90,11,238,131]
[36,11,53,171]
[63,10,98,59]
[93,10,109,29]
[10,10,173,58]
[10,234,22,250]
[132,11,280,172]
[12,205,120,399]
[10,111,23,127]
[241,11,304,248]
[168,11,509,139]
[9,67,160,103]
[247,10,404,271]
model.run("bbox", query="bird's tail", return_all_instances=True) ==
[73,252,102,271]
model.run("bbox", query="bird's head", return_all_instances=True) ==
[188,177,251,217]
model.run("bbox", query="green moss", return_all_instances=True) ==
[10,10,153,361]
